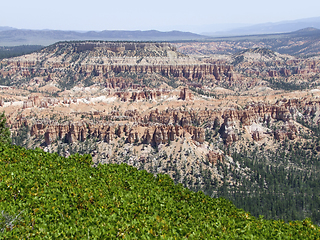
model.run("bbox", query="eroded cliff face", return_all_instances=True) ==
[0,60,236,82]
[135,98,316,126]
[30,120,205,146]
[23,97,320,147]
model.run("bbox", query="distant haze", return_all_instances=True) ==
[1,0,320,33]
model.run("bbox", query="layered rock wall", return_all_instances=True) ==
[80,64,233,80]
[25,98,320,146]
[30,120,205,146]
[1,59,236,81]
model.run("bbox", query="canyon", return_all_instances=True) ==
[1,40,320,201]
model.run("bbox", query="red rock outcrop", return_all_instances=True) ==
[207,151,224,165]
[31,120,206,146]
[22,96,59,109]
[274,121,298,140]
[26,97,320,146]
[252,130,263,141]
[179,88,193,100]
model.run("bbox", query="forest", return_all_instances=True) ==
[0,45,43,60]
[205,119,320,225]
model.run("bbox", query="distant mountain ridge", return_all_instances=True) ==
[0,29,207,46]
[204,16,320,36]
[175,27,320,56]
[0,26,16,31]
[291,27,320,36]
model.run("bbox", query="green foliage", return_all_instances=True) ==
[0,144,319,238]
[296,116,320,138]
[266,78,310,91]
[0,112,10,145]
[0,76,12,86]
[189,86,217,98]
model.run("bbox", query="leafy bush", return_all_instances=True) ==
[0,144,319,238]
[0,210,23,233]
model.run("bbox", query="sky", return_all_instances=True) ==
[1,0,320,33]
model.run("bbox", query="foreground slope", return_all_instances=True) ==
[0,144,319,239]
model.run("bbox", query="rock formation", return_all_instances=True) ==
[25,97,320,147]
[207,151,224,165]
[30,120,206,146]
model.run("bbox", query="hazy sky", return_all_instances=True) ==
[1,0,320,32]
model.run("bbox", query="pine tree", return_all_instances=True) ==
[0,112,10,145]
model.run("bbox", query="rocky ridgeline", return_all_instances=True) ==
[50,41,179,56]
[23,98,320,146]
[204,48,320,79]
[29,120,205,146]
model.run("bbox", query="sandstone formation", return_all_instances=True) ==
[24,97,320,147]
[30,120,206,146]
[207,151,224,165]
[22,96,59,109]
[274,121,298,140]
[179,88,193,100]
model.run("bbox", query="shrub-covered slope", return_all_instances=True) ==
[0,144,319,239]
